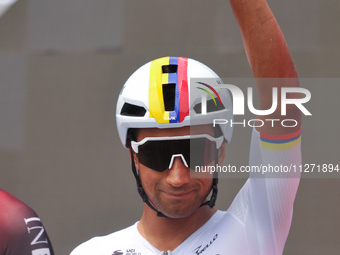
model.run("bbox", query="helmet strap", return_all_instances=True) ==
[129,148,167,217]
[198,141,219,209]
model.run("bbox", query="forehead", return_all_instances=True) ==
[137,125,215,141]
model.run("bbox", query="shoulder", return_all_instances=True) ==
[70,224,139,255]
[0,189,38,231]
[0,189,55,254]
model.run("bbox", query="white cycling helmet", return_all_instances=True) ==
[116,56,233,216]
[116,56,233,147]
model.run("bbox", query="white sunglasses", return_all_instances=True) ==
[131,134,224,172]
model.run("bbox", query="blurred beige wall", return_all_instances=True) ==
[0,1,339,254]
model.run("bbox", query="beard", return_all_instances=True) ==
[147,183,211,219]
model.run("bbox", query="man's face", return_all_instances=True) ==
[132,125,225,219]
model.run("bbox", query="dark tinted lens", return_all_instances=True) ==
[138,141,171,172]
[137,138,217,172]
[189,138,215,169]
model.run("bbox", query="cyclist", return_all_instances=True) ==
[71,0,301,254]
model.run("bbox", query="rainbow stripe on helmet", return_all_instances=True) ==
[149,56,189,124]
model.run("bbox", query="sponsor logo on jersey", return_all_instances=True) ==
[24,217,52,255]
[112,249,142,255]
[192,234,218,254]
[32,248,51,255]
[112,251,123,255]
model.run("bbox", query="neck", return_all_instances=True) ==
[137,204,217,252]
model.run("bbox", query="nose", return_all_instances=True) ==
[166,156,190,187]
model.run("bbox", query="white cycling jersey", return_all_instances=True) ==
[70,127,301,255]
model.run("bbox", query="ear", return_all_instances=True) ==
[218,142,226,165]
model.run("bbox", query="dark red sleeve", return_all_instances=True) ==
[0,189,54,255]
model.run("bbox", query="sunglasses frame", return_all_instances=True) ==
[131,134,224,153]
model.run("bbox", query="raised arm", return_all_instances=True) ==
[230,0,301,134]
[228,3,302,253]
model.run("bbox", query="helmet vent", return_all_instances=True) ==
[193,98,225,114]
[120,103,146,117]
[162,65,178,73]
[162,83,176,111]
